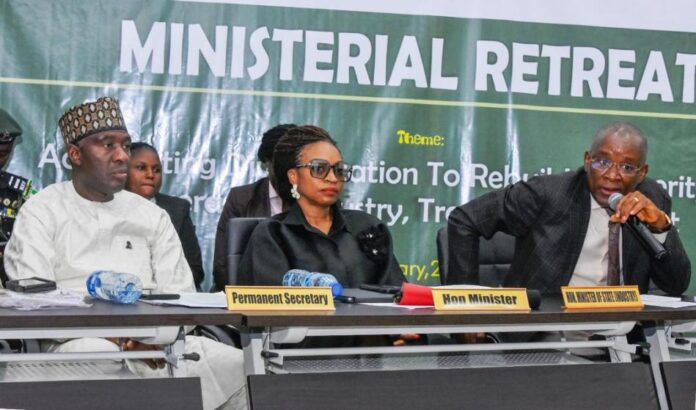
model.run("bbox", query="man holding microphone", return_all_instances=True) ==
[447,121,690,296]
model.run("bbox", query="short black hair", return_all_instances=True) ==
[257,124,297,163]
[130,141,158,156]
[272,125,338,203]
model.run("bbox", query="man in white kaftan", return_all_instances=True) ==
[3,97,246,410]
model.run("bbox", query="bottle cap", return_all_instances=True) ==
[330,282,343,297]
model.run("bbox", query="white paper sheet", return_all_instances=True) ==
[641,294,696,309]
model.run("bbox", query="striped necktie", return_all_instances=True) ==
[607,212,621,285]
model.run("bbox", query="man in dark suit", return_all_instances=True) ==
[447,121,690,296]
[154,193,205,287]
[213,123,295,290]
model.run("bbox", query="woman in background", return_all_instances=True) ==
[239,125,405,288]
[126,142,205,289]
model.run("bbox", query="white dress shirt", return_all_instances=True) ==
[268,180,283,216]
[570,193,668,286]
[570,195,613,286]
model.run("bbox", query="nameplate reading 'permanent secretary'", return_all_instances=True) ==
[561,286,643,309]
[225,286,335,311]
[432,288,530,311]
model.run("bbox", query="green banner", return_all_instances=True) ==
[1,0,695,290]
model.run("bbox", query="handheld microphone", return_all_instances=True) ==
[608,193,667,260]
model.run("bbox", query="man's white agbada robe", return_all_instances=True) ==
[4,181,246,410]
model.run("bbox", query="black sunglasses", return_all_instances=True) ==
[296,159,353,182]
[0,131,16,143]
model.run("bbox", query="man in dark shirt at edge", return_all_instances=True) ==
[0,109,33,286]
[212,123,295,291]
[447,121,690,296]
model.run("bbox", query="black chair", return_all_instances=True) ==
[196,218,264,348]
[226,217,264,286]
[437,227,515,287]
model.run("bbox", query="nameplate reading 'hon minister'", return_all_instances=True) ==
[225,286,335,311]
[561,286,643,309]
[432,288,530,311]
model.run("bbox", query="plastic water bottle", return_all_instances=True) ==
[86,271,143,304]
[282,269,343,297]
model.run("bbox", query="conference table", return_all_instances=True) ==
[0,300,245,378]
[0,301,243,410]
[237,297,696,409]
[0,298,695,409]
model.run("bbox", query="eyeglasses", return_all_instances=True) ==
[0,131,16,143]
[296,159,353,182]
[590,157,643,176]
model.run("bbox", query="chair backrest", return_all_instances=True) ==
[436,227,449,284]
[226,217,264,285]
[437,227,515,287]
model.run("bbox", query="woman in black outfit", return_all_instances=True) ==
[238,125,405,288]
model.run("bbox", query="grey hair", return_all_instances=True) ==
[590,121,648,164]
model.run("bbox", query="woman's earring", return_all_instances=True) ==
[291,184,301,199]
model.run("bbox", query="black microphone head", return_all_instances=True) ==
[608,193,623,211]
[526,289,541,310]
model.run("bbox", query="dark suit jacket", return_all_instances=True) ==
[447,169,691,296]
[155,193,205,288]
[213,178,271,290]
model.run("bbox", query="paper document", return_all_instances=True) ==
[140,292,227,308]
[641,294,696,309]
[0,288,91,310]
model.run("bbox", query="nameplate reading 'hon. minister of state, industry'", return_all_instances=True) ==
[432,288,530,311]
[561,286,643,309]
[225,286,335,311]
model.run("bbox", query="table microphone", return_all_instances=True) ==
[527,289,541,310]
[608,193,667,260]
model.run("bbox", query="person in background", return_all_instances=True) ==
[4,97,246,410]
[126,142,205,289]
[212,123,295,290]
[0,109,34,285]
[238,125,405,288]
[0,109,21,170]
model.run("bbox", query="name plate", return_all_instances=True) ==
[561,286,643,309]
[432,288,530,311]
[225,286,335,311]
